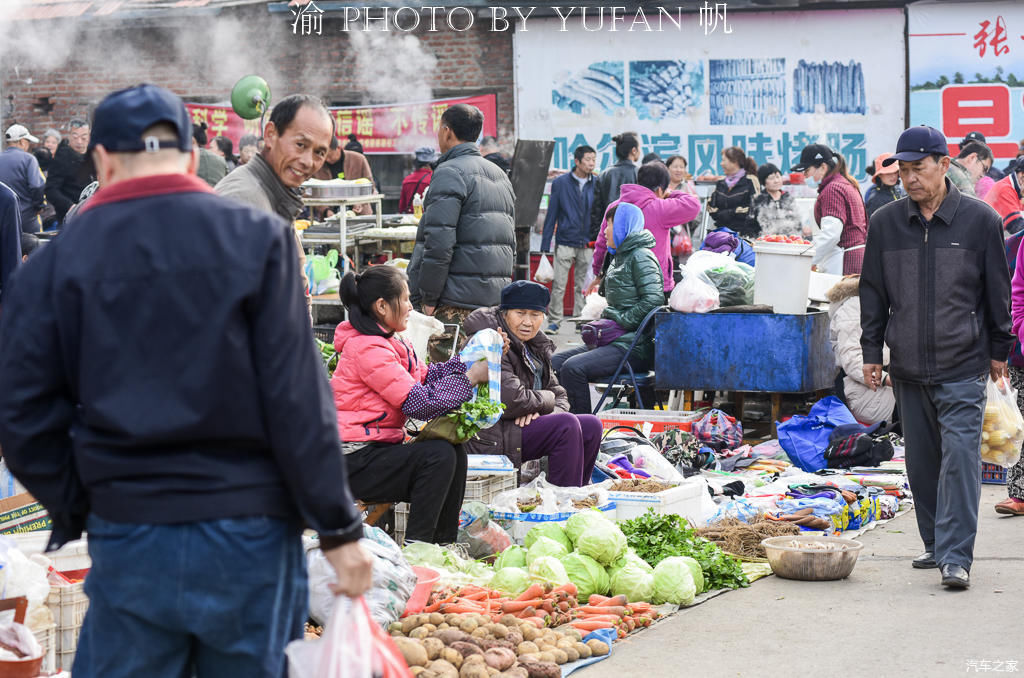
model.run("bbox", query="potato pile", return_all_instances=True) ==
[981,393,1024,467]
[390,613,609,678]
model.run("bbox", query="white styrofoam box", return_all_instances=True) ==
[4,533,91,572]
[467,454,515,477]
[491,504,617,544]
[610,478,706,524]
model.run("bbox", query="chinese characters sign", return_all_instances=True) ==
[909,1,1023,160]
[185,93,497,155]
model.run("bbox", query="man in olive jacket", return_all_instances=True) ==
[406,104,515,362]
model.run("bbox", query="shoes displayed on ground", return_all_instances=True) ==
[994,497,1024,516]
[940,564,970,589]
[911,551,937,569]
[544,323,560,335]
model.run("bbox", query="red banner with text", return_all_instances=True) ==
[185,94,497,155]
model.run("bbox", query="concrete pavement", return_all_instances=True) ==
[582,484,1022,678]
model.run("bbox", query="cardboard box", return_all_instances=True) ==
[0,492,52,534]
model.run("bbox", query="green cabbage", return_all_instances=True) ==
[574,518,627,566]
[651,556,697,606]
[608,549,654,580]
[675,556,705,593]
[610,561,654,602]
[402,542,447,569]
[565,510,612,546]
[524,523,572,552]
[528,556,571,586]
[561,553,610,600]
[494,545,527,570]
[527,536,569,565]
[489,567,532,597]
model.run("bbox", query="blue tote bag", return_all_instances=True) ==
[776,396,859,472]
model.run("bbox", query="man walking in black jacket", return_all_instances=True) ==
[0,85,372,677]
[860,125,1013,590]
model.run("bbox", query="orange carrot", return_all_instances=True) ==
[501,599,543,613]
[539,601,554,614]
[515,584,545,601]
[588,594,610,606]
[627,602,652,613]
[462,591,489,602]
[520,615,546,628]
[423,595,456,613]
[570,620,615,631]
[440,603,485,614]
[575,614,621,623]
[551,582,578,597]
[597,594,627,607]
[580,605,627,616]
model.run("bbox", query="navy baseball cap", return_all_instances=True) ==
[790,144,834,172]
[881,126,948,167]
[88,84,193,154]
[963,130,986,144]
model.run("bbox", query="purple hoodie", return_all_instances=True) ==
[610,184,700,291]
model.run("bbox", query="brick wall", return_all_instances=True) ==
[1,6,515,150]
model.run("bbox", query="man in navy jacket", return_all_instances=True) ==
[0,85,371,678]
[541,144,596,332]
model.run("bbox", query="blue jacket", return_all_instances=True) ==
[542,170,596,251]
[0,148,45,230]
[0,173,363,550]
[0,182,22,293]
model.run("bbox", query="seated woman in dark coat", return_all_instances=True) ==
[463,281,600,487]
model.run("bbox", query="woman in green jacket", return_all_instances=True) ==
[552,202,665,413]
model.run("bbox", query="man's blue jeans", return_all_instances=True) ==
[74,514,308,678]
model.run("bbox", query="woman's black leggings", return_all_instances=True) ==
[345,439,467,543]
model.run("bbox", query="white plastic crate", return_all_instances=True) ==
[6,533,91,571]
[464,474,517,504]
[491,504,617,544]
[46,581,89,670]
[609,478,705,524]
[30,621,56,674]
[467,454,515,477]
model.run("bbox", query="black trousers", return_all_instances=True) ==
[345,440,467,544]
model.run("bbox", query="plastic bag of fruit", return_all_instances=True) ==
[981,377,1024,468]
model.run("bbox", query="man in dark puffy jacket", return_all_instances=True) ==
[407,103,515,362]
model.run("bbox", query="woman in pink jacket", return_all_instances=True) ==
[332,267,490,544]
[590,161,701,294]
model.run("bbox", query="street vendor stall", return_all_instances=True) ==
[653,310,837,434]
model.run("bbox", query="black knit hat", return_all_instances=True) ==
[500,280,550,312]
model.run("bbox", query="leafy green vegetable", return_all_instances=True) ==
[574,518,627,566]
[489,567,532,596]
[494,545,527,570]
[524,523,572,552]
[607,549,653,580]
[675,556,704,594]
[561,553,610,600]
[564,509,612,546]
[446,380,505,440]
[527,536,569,565]
[315,338,339,375]
[528,556,571,586]
[651,556,697,605]
[619,510,748,592]
[609,560,654,602]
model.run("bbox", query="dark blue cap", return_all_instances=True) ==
[88,84,193,154]
[882,126,948,167]
[500,280,550,312]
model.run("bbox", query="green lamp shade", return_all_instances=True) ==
[231,75,271,120]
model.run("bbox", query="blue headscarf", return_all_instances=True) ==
[608,202,645,254]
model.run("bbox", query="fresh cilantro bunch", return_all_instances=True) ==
[447,383,505,440]
[314,338,338,375]
[620,509,749,592]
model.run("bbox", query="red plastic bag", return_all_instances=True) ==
[287,596,412,678]
[671,230,693,257]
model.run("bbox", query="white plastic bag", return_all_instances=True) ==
[535,255,554,283]
[982,377,1024,468]
[630,443,686,482]
[669,268,720,313]
[459,329,504,429]
[397,311,445,363]
[287,596,410,678]
[580,292,607,320]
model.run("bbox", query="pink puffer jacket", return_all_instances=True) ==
[330,322,428,443]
